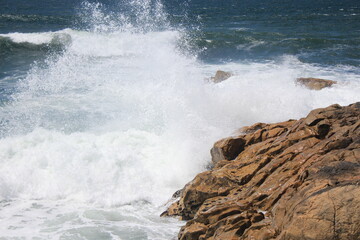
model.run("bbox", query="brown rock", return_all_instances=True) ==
[210,137,246,164]
[163,102,360,240]
[210,70,233,83]
[276,185,360,240]
[179,222,208,240]
[296,77,337,90]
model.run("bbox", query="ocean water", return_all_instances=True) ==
[0,0,359,239]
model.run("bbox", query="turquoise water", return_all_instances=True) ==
[0,0,359,239]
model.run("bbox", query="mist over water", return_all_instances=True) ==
[0,0,359,239]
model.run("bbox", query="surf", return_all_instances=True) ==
[0,0,359,239]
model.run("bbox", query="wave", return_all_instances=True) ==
[1,48,359,201]
[0,0,359,239]
[0,30,73,54]
[0,0,359,209]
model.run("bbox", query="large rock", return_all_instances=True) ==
[163,103,360,240]
[296,77,337,90]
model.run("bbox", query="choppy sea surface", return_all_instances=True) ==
[0,0,359,239]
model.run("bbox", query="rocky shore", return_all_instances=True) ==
[162,103,360,240]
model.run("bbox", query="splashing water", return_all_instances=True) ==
[0,0,359,239]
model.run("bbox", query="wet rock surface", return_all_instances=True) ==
[296,77,337,90]
[163,103,360,240]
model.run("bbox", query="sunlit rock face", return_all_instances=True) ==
[164,102,360,240]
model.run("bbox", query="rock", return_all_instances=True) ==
[296,77,337,90]
[163,102,360,240]
[210,137,246,164]
[179,222,208,240]
[276,185,360,240]
[210,70,233,83]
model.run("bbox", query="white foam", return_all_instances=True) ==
[68,30,181,57]
[0,29,74,45]
[1,33,359,204]
[0,0,359,239]
[236,40,266,51]
[0,199,182,239]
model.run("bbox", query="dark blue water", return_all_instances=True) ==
[0,1,359,239]
[0,0,359,104]
[184,0,360,65]
[2,0,360,59]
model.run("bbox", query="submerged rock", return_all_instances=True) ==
[210,70,233,83]
[163,102,360,240]
[296,77,337,90]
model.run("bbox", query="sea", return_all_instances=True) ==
[0,0,359,239]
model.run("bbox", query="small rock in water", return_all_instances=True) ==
[210,70,233,83]
[296,77,337,90]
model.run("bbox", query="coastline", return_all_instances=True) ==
[163,102,360,240]
[1,0,360,238]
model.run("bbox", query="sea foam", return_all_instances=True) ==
[0,0,359,239]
